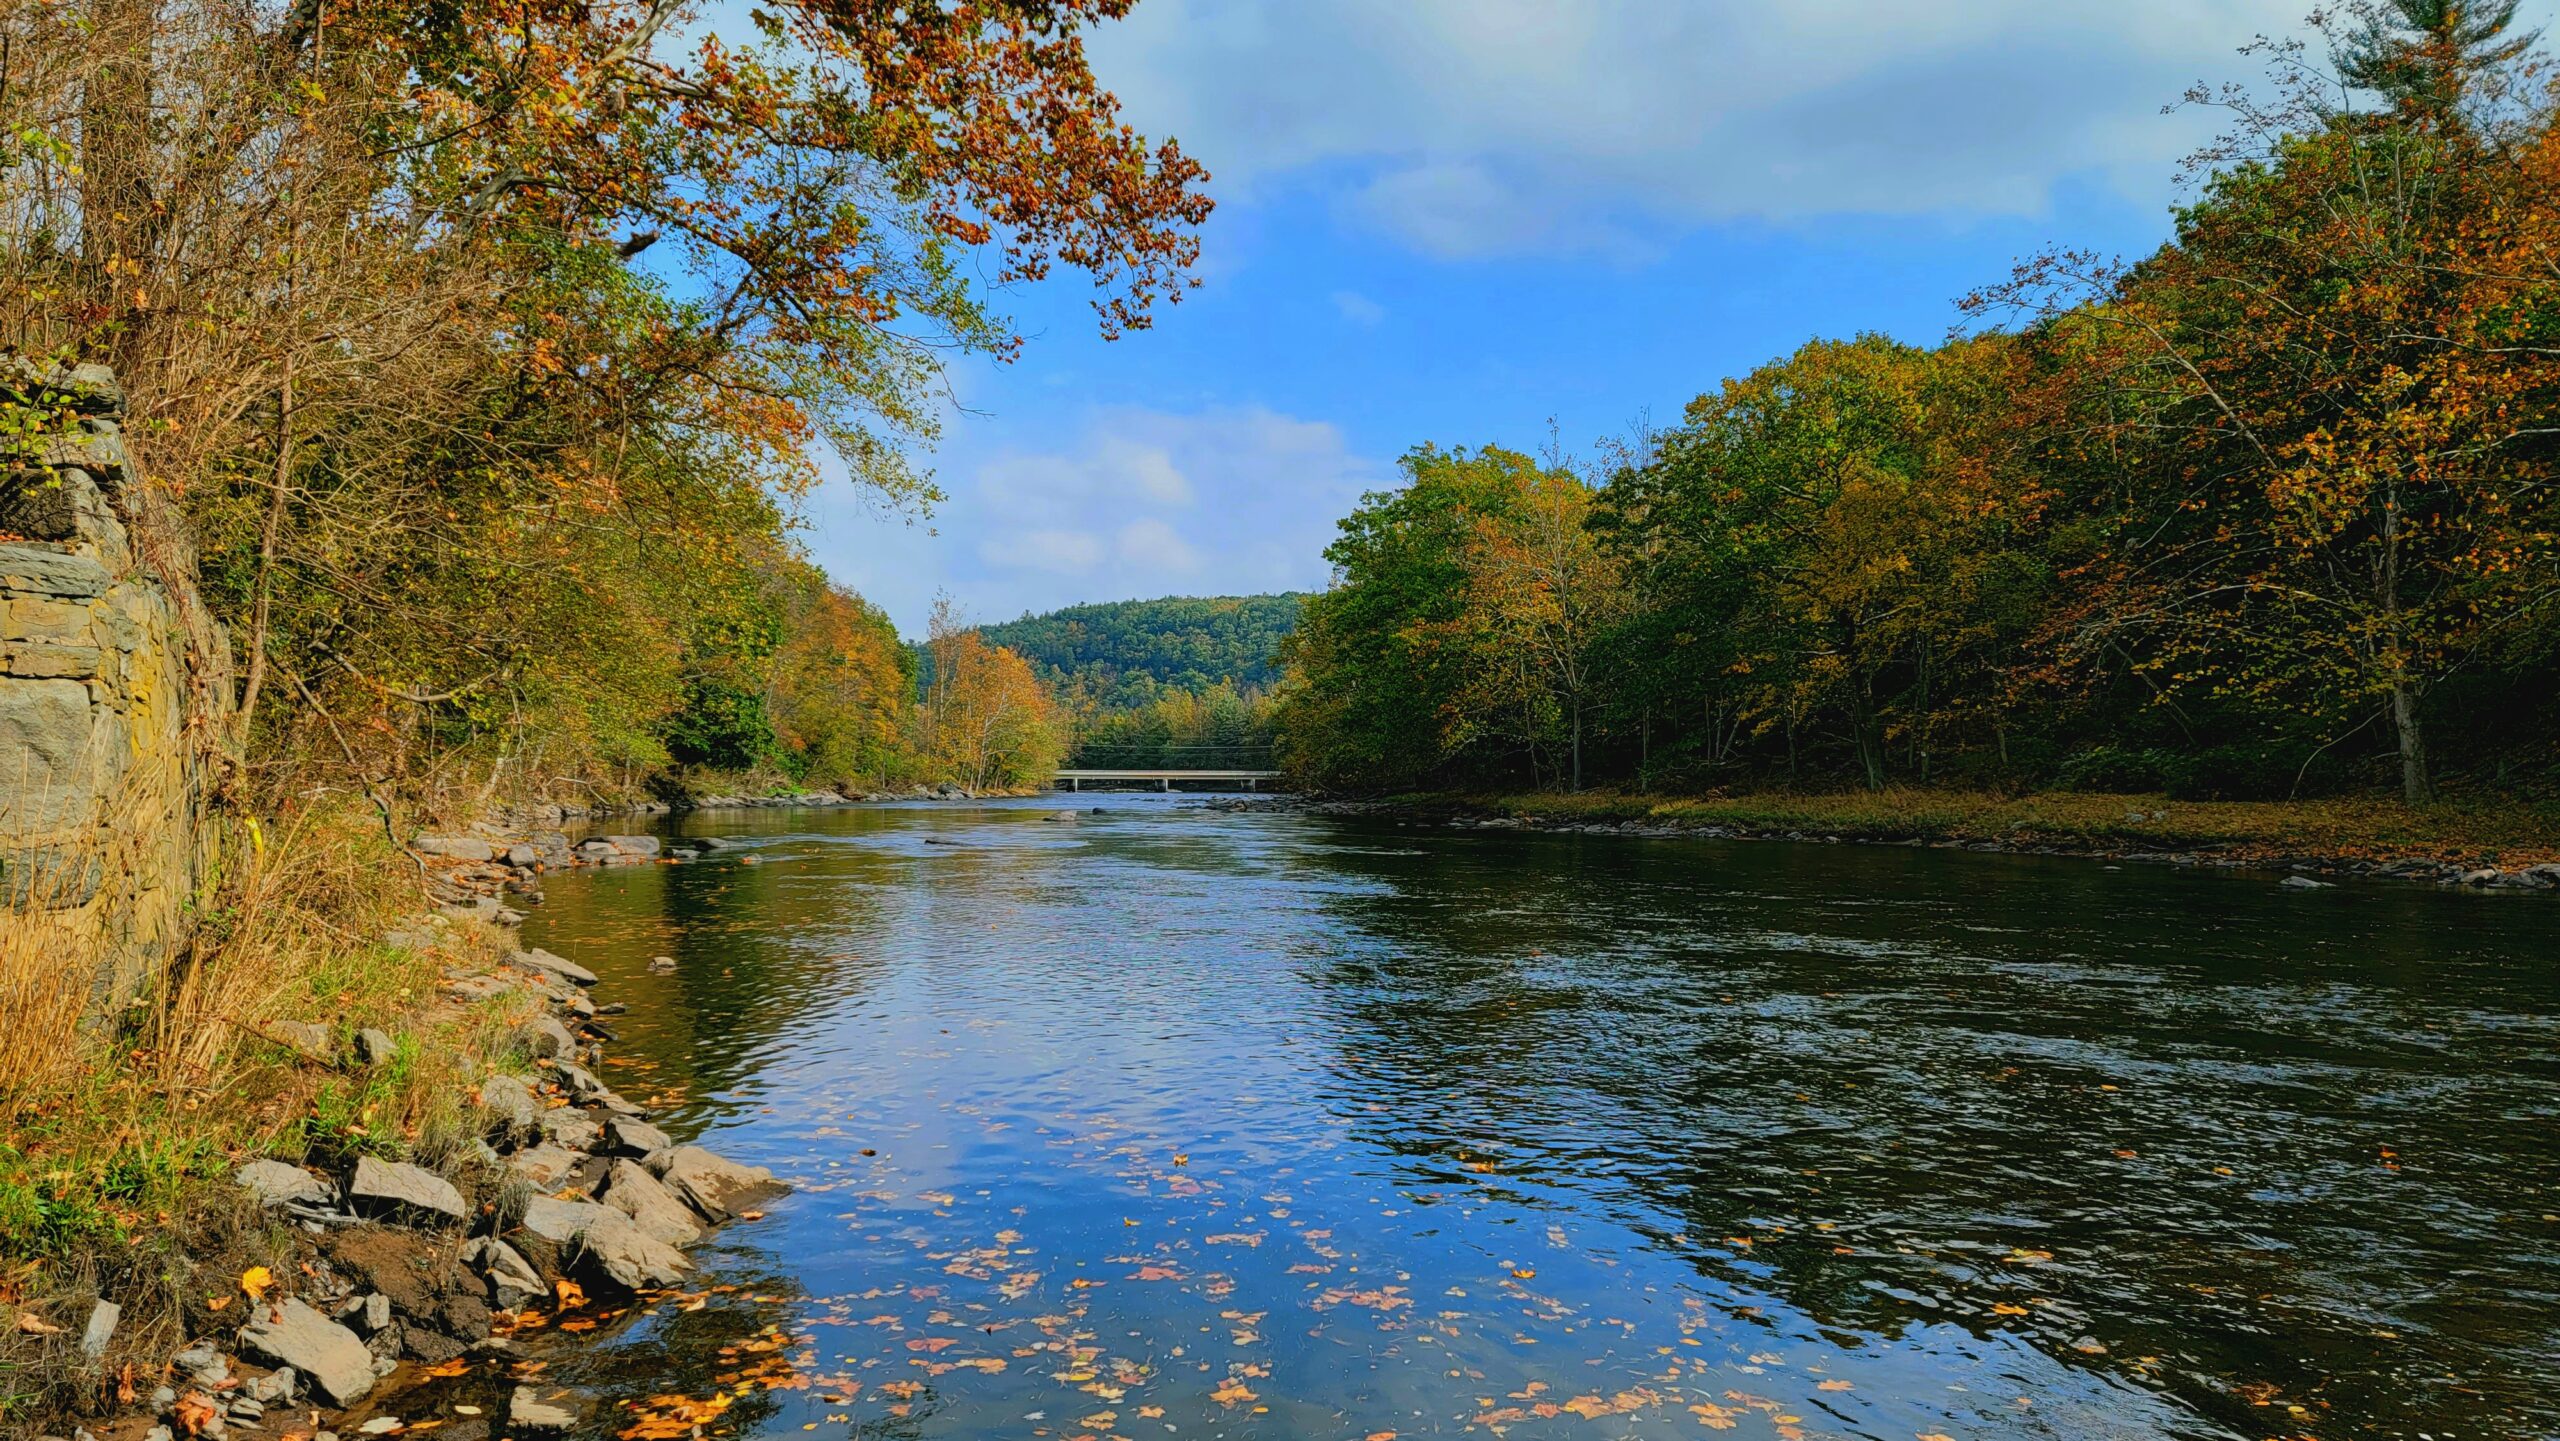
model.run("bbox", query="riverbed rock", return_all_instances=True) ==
[601,1116,671,1156]
[600,1160,701,1247]
[645,1146,787,1222]
[236,1160,335,1208]
[601,835,660,857]
[516,1196,611,1245]
[508,1386,587,1433]
[508,947,597,986]
[2279,875,2331,889]
[236,1298,373,1407]
[346,1157,465,1223]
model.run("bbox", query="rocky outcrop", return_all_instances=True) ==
[1,362,227,1013]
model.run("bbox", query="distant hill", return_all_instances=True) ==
[978,594,1304,710]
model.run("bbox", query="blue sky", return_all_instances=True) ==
[796,0,2554,635]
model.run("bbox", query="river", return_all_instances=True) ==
[512,795,2559,1441]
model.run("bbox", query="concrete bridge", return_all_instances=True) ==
[1053,769,1282,792]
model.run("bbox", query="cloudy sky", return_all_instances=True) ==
[799,0,2545,634]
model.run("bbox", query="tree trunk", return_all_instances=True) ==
[2392,681,2435,804]
[1569,702,1583,793]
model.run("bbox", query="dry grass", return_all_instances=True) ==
[0,796,539,1424]
[1443,785,2560,865]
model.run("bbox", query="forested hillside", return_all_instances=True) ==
[1280,11,2560,805]
[980,594,1303,708]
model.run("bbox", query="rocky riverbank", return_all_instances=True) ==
[1297,793,2560,892]
[18,917,788,1441]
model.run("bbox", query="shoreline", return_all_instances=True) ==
[16,896,790,1441]
[1299,788,2560,892]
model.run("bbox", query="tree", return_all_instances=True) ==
[919,602,1064,791]
[2338,0,2538,119]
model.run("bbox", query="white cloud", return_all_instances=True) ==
[1084,0,2384,256]
[1115,517,1203,572]
[808,403,1387,632]
[1331,289,1387,326]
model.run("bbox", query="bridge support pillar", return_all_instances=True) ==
[1065,776,1078,792]
[1159,777,1171,792]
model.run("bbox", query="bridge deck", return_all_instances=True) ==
[1052,768,1281,791]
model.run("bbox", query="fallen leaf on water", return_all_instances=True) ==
[1365,1432,1397,1441]
[1209,1378,1256,1408]
[1817,1380,1851,1391]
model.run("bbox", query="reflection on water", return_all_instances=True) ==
[512,797,2560,1441]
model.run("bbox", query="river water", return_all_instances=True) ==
[517,797,2560,1441]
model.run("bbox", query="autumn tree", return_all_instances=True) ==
[919,602,1065,791]
[1973,32,2560,803]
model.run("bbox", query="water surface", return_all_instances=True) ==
[518,798,2560,1441]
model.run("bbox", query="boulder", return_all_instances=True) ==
[570,1210,690,1290]
[516,1196,612,1246]
[2279,875,2331,890]
[539,1107,602,1152]
[508,948,597,986]
[507,1144,585,1189]
[236,1160,335,1208]
[520,1013,577,1060]
[412,836,496,862]
[600,1160,701,1248]
[477,1075,540,1138]
[515,1198,688,1288]
[602,835,661,857]
[356,1028,397,1066]
[462,1237,545,1311]
[645,1146,788,1222]
[236,1298,373,1407]
[601,1116,671,1157]
[346,1157,466,1223]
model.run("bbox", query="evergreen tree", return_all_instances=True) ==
[2338,0,2536,118]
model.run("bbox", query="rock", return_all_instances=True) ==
[516,1196,612,1245]
[519,1012,577,1061]
[645,1146,788,1222]
[601,1116,671,1157]
[539,1108,602,1152]
[508,1385,587,1433]
[647,955,676,973]
[2460,867,2500,886]
[477,1075,540,1137]
[600,1160,702,1248]
[553,1062,643,1115]
[80,1299,117,1360]
[2279,875,2330,889]
[569,1210,690,1290]
[273,1021,334,1063]
[236,1160,334,1208]
[346,1157,466,1223]
[504,844,541,868]
[228,1397,264,1421]
[355,1028,396,1066]
[244,1367,295,1404]
[514,1198,687,1289]
[508,947,597,986]
[359,1294,391,1334]
[357,1418,403,1435]
[462,1237,544,1310]
[412,835,496,861]
[602,835,660,857]
[236,1297,373,1407]
[507,1144,584,1189]
[173,1342,219,1372]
